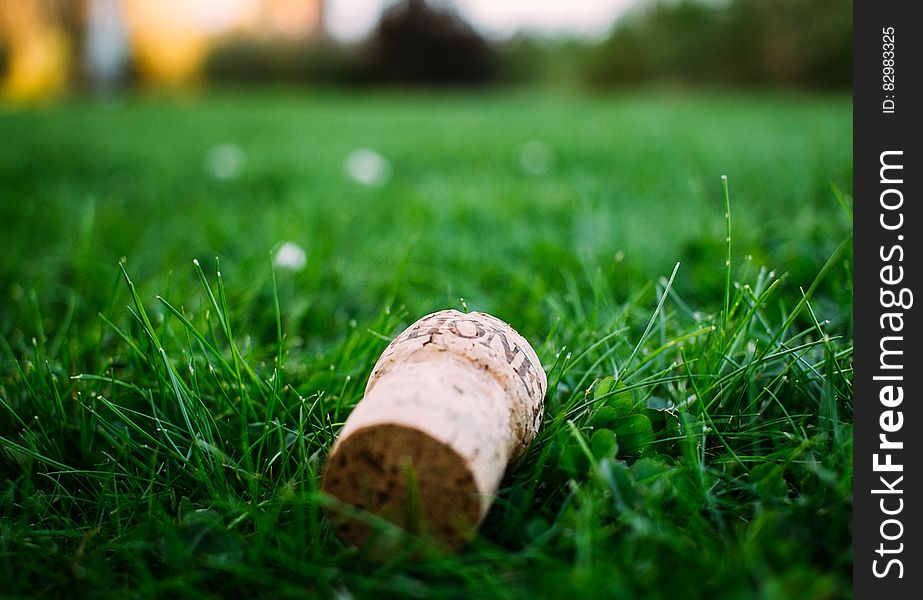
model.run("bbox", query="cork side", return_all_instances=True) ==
[331,357,512,515]
[366,309,547,458]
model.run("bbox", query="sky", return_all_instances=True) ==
[326,0,638,43]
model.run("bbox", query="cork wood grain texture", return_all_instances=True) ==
[322,310,547,550]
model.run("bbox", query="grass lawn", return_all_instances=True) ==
[0,89,852,598]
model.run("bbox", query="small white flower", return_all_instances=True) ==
[205,143,246,180]
[518,140,555,176]
[274,242,307,271]
[344,148,391,186]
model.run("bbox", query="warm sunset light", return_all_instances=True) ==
[0,0,69,101]
[122,0,212,87]
[1,0,325,94]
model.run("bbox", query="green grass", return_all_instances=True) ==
[1,89,852,598]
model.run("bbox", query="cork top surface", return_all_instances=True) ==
[323,423,482,552]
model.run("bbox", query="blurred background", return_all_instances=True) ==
[0,0,852,340]
[0,0,850,99]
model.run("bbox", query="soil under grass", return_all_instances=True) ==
[0,89,852,598]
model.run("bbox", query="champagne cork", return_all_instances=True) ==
[322,309,547,550]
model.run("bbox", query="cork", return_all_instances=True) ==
[322,309,547,550]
